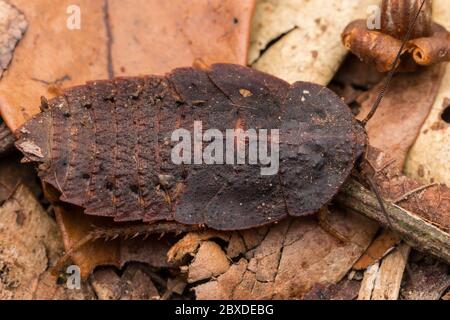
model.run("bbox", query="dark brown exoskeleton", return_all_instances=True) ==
[15,1,426,233]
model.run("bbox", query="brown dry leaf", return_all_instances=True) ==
[303,279,361,300]
[357,65,444,168]
[187,241,230,283]
[353,231,401,271]
[346,59,445,267]
[91,264,159,300]
[405,63,450,185]
[54,204,176,279]
[109,0,255,78]
[54,205,121,280]
[249,0,378,84]
[362,146,450,233]
[0,0,109,132]
[401,254,450,300]
[176,210,378,300]
[0,0,255,132]
[168,231,230,264]
[0,184,91,299]
[403,0,450,185]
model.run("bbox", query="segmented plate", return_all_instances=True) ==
[16,64,366,231]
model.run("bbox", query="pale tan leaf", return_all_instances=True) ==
[250,0,379,84]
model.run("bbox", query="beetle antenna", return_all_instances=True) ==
[362,0,427,126]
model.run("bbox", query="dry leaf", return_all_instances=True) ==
[400,254,450,300]
[403,0,450,185]
[405,64,450,185]
[0,184,79,299]
[353,231,401,271]
[357,65,444,168]
[303,279,361,300]
[177,210,378,300]
[0,120,14,155]
[249,0,378,84]
[91,264,159,300]
[362,146,450,233]
[188,241,230,283]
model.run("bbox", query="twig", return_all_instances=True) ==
[337,178,450,265]
[393,183,438,204]
[371,243,411,300]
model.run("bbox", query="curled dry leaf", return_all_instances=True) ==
[187,241,230,283]
[167,231,230,265]
[249,0,377,84]
[342,0,450,72]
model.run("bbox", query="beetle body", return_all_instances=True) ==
[16,64,366,231]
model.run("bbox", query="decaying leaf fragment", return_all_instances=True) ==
[353,231,401,270]
[0,121,14,155]
[400,253,450,300]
